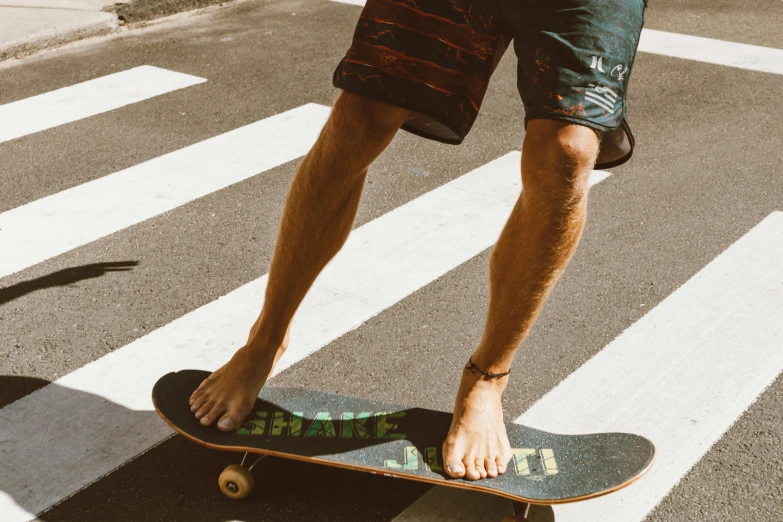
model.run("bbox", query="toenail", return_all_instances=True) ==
[446,462,464,473]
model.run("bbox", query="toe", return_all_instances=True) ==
[200,402,226,426]
[463,457,481,481]
[189,386,206,406]
[475,458,488,479]
[496,456,507,475]
[485,458,498,478]
[194,401,213,420]
[442,443,467,478]
[217,410,245,432]
[190,395,209,413]
[444,456,466,478]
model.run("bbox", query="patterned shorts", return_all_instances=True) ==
[333,0,647,169]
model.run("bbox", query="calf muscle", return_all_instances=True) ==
[472,121,597,372]
[253,92,408,347]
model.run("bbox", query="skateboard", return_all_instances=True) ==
[153,370,655,515]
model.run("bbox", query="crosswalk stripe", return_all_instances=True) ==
[327,0,783,76]
[0,103,331,280]
[0,66,206,144]
[0,153,610,521]
[638,29,783,76]
[519,211,783,521]
[395,212,783,521]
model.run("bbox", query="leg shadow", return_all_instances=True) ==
[0,261,139,305]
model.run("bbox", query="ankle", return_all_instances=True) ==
[247,316,290,349]
[459,367,509,395]
[245,334,288,360]
[465,353,511,379]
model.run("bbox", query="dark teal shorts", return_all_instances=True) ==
[333,0,647,169]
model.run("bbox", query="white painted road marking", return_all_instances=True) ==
[520,211,783,521]
[0,103,331,280]
[638,29,783,76]
[328,1,783,76]
[394,212,783,522]
[0,154,610,521]
[0,66,206,144]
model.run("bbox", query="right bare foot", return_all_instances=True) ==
[188,339,285,432]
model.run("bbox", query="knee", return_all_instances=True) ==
[521,120,599,204]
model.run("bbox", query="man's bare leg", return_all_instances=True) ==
[189,91,409,430]
[443,120,600,480]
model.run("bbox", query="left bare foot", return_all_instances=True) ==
[442,364,513,480]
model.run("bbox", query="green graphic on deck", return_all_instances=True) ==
[387,446,559,477]
[237,410,407,439]
[306,412,337,437]
[385,446,419,470]
[272,411,303,436]
[340,412,372,439]
[425,447,443,472]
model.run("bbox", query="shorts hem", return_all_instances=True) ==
[595,149,634,170]
[333,67,466,146]
[400,124,464,145]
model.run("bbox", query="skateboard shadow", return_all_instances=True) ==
[1,375,558,521]
[0,375,161,521]
[526,504,556,522]
[0,374,50,409]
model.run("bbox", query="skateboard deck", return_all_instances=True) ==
[153,370,655,505]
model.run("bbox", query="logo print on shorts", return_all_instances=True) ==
[585,84,618,114]
[589,55,605,73]
[611,64,629,81]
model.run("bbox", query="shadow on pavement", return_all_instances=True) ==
[527,504,556,522]
[0,375,49,408]
[0,375,430,522]
[0,376,559,522]
[0,261,139,305]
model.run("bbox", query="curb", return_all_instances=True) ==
[0,0,240,63]
[111,0,237,24]
[0,13,120,62]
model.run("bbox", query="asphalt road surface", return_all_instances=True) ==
[1,1,782,521]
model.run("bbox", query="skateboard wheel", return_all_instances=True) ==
[218,464,254,500]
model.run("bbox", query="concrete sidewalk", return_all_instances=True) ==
[0,1,125,61]
[0,0,235,62]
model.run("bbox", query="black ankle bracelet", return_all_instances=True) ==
[465,357,510,380]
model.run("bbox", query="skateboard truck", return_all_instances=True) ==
[513,501,531,518]
[218,452,267,500]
